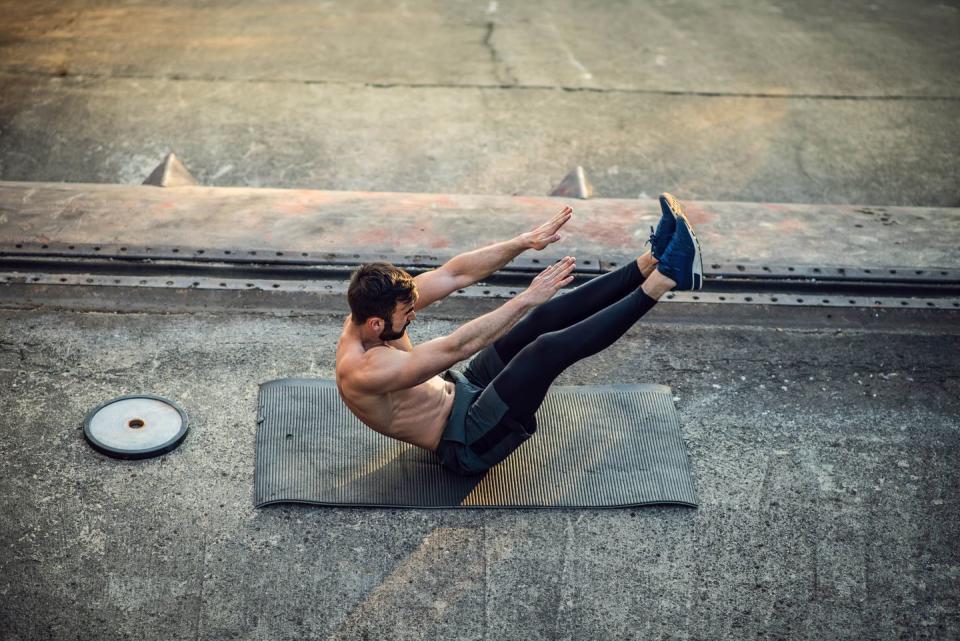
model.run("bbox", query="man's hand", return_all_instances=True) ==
[522,256,577,306]
[416,206,574,312]
[521,206,573,251]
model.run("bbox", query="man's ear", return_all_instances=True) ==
[366,316,384,333]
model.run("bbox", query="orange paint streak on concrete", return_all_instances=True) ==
[352,228,395,246]
[427,235,453,249]
[573,217,635,250]
[411,217,454,250]
[298,190,369,206]
[342,212,457,250]
[679,201,715,225]
[424,195,458,209]
[275,201,310,214]
[512,196,556,211]
[380,198,422,215]
[776,218,807,234]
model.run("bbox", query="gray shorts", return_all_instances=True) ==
[436,348,537,476]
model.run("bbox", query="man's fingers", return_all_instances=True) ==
[547,257,575,281]
[531,256,575,291]
[542,256,573,277]
[547,207,573,229]
[527,208,572,248]
[554,267,575,288]
[551,207,573,230]
[546,262,566,276]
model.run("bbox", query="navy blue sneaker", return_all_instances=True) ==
[648,193,678,260]
[656,205,703,290]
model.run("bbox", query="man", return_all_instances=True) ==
[336,193,703,475]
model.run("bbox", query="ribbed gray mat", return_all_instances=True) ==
[255,379,697,508]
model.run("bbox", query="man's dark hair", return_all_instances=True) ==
[347,262,417,324]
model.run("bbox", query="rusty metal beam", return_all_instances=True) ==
[2,270,959,312]
[1,181,958,274]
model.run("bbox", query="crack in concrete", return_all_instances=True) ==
[0,341,40,366]
[481,517,489,641]
[193,531,207,641]
[2,67,958,102]
[482,21,517,86]
[552,514,576,640]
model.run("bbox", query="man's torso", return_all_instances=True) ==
[335,321,456,452]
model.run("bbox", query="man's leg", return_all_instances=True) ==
[488,202,702,424]
[495,252,659,362]
[453,271,675,473]
[491,270,673,420]
[456,197,702,473]
[464,252,658,387]
[464,191,685,389]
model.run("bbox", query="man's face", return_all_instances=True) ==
[378,295,417,341]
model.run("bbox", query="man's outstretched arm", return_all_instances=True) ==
[354,257,577,394]
[414,206,573,310]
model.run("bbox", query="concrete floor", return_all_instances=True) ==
[0,0,958,205]
[0,293,958,640]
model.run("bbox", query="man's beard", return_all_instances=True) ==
[379,321,410,342]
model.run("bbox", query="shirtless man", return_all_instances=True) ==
[336,193,703,475]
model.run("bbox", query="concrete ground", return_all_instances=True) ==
[0,291,958,640]
[0,0,958,205]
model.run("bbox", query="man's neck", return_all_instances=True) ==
[346,322,388,352]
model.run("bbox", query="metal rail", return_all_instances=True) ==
[1,241,958,309]
[2,271,958,311]
[3,240,959,281]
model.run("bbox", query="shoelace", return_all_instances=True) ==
[647,225,659,249]
[661,222,695,259]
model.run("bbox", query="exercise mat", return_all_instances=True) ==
[255,379,698,508]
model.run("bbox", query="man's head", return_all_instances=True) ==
[347,262,418,341]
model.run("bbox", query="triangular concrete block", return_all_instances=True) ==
[549,166,594,199]
[143,152,199,187]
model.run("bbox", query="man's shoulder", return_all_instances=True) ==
[337,343,402,390]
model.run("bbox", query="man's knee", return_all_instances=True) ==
[525,331,567,362]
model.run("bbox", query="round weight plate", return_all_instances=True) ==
[83,395,188,460]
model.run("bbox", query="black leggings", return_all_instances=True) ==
[487,259,657,421]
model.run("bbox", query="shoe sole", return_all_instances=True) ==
[653,193,679,259]
[658,193,680,225]
[661,193,703,290]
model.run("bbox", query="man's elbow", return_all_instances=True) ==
[442,263,476,290]
[442,333,477,363]
[457,337,488,362]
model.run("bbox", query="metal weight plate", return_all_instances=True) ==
[83,395,188,459]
